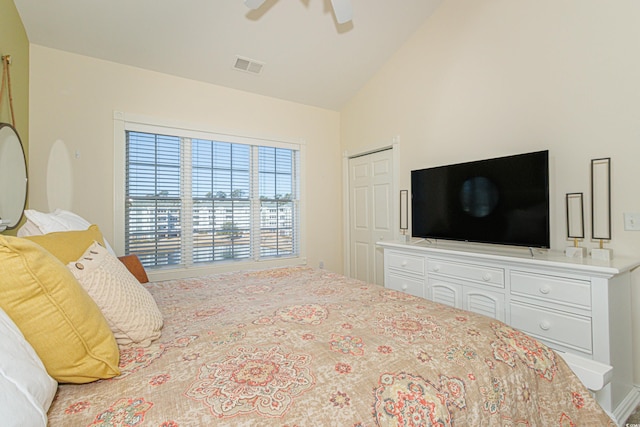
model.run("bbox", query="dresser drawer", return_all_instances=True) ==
[387,273,424,298]
[427,258,504,287]
[386,251,425,276]
[510,301,592,353]
[510,271,591,310]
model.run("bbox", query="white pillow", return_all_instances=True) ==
[16,219,42,237]
[18,209,116,255]
[67,242,163,347]
[0,307,58,427]
[23,209,92,232]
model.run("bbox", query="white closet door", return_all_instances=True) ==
[348,149,394,285]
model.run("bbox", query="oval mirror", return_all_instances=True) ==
[0,123,28,230]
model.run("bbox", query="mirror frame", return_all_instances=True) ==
[0,122,28,230]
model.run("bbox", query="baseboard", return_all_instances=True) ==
[611,385,640,426]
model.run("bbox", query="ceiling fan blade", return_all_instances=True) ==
[330,0,353,24]
[244,0,267,10]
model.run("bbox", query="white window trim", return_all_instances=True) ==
[113,111,307,281]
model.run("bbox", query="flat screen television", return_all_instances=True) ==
[411,150,550,248]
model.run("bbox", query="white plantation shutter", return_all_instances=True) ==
[181,138,194,265]
[126,132,183,267]
[191,139,252,263]
[258,146,298,258]
[125,128,300,269]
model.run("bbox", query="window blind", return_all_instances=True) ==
[125,130,299,269]
[258,146,297,257]
[126,132,182,267]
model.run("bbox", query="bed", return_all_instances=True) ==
[39,265,613,426]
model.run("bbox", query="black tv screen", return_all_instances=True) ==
[411,150,550,248]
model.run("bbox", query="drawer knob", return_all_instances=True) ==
[401,260,408,267]
[482,273,491,282]
[433,265,440,272]
[402,284,408,290]
[539,286,551,295]
[539,321,551,331]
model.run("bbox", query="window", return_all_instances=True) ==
[123,125,301,270]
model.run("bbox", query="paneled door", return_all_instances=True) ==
[348,149,395,285]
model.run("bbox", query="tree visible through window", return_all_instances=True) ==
[125,131,299,269]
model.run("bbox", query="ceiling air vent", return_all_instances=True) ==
[233,56,264,75]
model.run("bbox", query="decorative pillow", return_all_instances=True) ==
[24,224,105,264]
[0,235,120,383]
[118,254,150,284]
[18,209,116,255]
[68,242,163,347]
[0,307,58,426]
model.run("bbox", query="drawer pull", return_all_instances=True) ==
[401,260,408,267]
[482,273,491,282]
[432,265,441,272]
[539,286,551,295]
[539,321,551,331]
[401,283,408,290]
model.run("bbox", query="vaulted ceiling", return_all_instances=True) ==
[13,0,443,110]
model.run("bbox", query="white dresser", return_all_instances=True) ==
[378,240,640,425]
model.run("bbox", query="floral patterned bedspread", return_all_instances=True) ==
[48,266,612,426]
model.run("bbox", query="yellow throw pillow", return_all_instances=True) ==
[0,235,120,383]
[24,224,105,264]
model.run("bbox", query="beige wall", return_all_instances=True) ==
[341,0,640,381]
[28,45,343,273]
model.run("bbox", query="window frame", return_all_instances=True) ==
[114,111,306,281]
